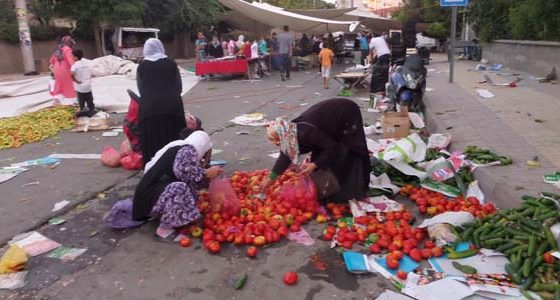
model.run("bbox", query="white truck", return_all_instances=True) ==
[101,27,160,61]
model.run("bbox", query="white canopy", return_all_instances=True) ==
[218,0,359,35]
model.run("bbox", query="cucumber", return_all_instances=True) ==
[233,273,248,290]
[452,261,478,274]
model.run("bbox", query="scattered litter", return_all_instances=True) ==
[368,174,401,195]
[235,131,250,135]
[52,200,70,212]
[0,167,28,184]
[102,131,119,137]
[21,181,39,188]
[0,271,27,290]
[287,229,315,246]
[425,87,435,92]
[534,118,544,123]
[408,112,425,129]
[0,245,27,274]
[349,196,403,217]
[357,97,370,102]
[48,217,66,225]
[403,274,472,300]
[47,247,87,261]
[89,231,99,237]
[11,157,60,168]
[268,152,280,159]
[211,149,223,155]
[427,69,436,73]
[543,172,560,185]
[48,161,61,169]
[285,85,303,88]
[9,231,61,256]
[418,211,475,228]
[238,156,251,162]
[210,160,227,166]
[230,113,268,126]
[475,89,495,98]
[112,128,124,133]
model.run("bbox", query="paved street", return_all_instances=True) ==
[1,55,559,299]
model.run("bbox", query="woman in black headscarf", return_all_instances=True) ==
[262,98,370,203]
[137,38,186,165]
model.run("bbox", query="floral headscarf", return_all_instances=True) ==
[269,118,299,164]
[54,35,75,61]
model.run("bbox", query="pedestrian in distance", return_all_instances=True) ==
[49,35,77,105]
[369,33,391,96]
[277,25,294,81]
[70,49,96,117]
[318,41,334,89]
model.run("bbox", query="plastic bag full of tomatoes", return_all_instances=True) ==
[208,177,240,215]
[278,175,319,212]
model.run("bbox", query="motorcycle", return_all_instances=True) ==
[386,54,427,113]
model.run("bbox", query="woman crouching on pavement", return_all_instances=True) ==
[132,130,222,241]
[262,98,370,203]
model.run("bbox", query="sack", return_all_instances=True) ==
[104,198,145,229]
[208,177,240,216]
[120,152,143,170]
[101,146,121,168]
[119,140,133,158]
[310,169,340,201]
[279,176,318,212]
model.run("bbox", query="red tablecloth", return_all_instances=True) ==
[195,59,248,76]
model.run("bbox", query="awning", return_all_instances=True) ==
[289,8,401,33]
[218,0,359,35]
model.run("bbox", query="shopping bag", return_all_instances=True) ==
[101,146,121,168]
[208,177,240,215]
[279,176,318,212]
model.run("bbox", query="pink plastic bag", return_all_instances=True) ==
[119,140,133,158]
[208,177,240,216]
[279,176,318,212]
[101,146,121,168]
[120,152,143,170]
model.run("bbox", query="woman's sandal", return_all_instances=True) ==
[153,231,182,243]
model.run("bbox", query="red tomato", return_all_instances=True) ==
[283,272,298,285]
[246,246,257,258]
[424,240,436,249]
[392,250,404,260]
[431,247,444,257]
[322,233,334,241]
[482,203,496,213]
[207,241,221,254]
[409,249,422,262]
[467,197,480,206]
[397,270,408,280]
[179,237,191,248]
[386,257,400,269]
[370,244,381,254]
[342,240,353,249]
[543,252,555,264]
[421,248,432,259]
[253,235,266,246]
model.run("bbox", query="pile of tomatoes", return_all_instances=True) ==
[321,211,444,262]
[401,185,497,219]
[195,170,318,254]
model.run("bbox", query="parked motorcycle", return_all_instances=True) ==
[386,54,427,113]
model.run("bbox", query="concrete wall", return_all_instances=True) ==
[0,39,181,75]
[483,40,560,76]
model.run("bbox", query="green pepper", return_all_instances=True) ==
[452,261,478,274]
[448,248,478,259]
[367,233,379,244]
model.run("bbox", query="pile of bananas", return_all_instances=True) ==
[0,106,75,150]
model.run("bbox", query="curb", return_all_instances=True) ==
[423,99,521,210]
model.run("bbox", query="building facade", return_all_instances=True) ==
[364,0,404,18]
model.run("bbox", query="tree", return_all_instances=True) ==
[38,0,146,55]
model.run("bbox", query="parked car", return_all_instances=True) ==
[101,27,160,61]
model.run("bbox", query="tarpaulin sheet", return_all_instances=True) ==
[218,0,359,35]
[195,59,248,76]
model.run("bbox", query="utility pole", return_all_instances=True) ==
[449,6,457,83]
[14,0,37,75]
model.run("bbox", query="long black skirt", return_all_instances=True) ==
[323,147,368,203]
[140,115,186,165]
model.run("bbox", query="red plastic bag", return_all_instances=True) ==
[101,146,121,168]
[208,177,240,216]
[120,152,143,170]
[279,176,318,212]
[119,140,132,158]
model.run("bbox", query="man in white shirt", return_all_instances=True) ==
[70,49,96,116]
[369,34,391,94]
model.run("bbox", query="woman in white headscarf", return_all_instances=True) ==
[137,38,186,166]
[133,130,222,241]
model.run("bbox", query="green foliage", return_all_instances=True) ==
[0,0,18,43]
[426,22,449,39]
[471,0,560,42]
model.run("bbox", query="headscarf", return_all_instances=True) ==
[54,35,75,61]
[268,118,299,164]
[144,130,212,173]
[211,36,220,47]
[236,35,245,49]
[143,38,167,62]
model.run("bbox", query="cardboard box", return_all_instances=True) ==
[382,107,410,139]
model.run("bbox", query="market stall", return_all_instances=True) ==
[195,58,250,77]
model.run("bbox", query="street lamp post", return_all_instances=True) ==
[14,0,37,75]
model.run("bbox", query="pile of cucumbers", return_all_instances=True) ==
[457,193,560,297]
[465,145,513,165]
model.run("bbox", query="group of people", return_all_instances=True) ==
[49,35,97,117]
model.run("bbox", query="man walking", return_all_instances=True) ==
[277,25,294,81]
[369,33,391,96]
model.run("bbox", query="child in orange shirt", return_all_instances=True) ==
[318,43,334,89]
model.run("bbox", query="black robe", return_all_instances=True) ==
[272,98,370,202]
[137,58,186,165]
[132,145,182,221]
